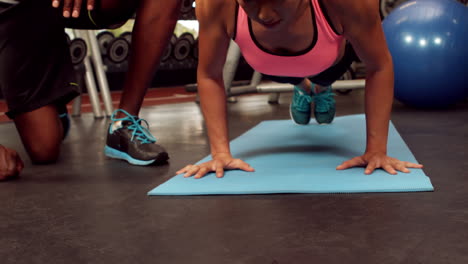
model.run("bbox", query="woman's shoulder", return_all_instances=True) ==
[196,0,237,37]
[324,0,379,32]
[196,0,237,21]
[325,0,377,19]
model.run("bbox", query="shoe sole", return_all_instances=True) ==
[104,145,168,166]
[289,104,310,125]
[315,109,336,125]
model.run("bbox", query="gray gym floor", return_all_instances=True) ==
[1,90,467,264]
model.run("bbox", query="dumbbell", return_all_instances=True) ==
[180,32,195,46]
[173,32,195,63]
[180,0,194,18]
[107,37,130,64]
[171,34,178,50]
[161,34,177,62]
[69,38,87,65]
[65,32,71,45]
[96,31,115,57]
[160,34,178,69]
[120,31,132,44]
[192,38,198,60]
[182,0,196,20]
[181,32,196,68]
[379,0,409,18]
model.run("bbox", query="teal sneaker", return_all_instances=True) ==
[290,86,313,125]
[105,109,169,166]
[311,84,336,124]
[57,104,70,140]
[59,112,70,140]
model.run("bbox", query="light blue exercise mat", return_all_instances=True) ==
[148,114,433,196]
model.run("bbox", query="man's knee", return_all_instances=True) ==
[13,105,64,164]
[27,143,61,164]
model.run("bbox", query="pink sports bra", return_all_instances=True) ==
[233,0,344,77]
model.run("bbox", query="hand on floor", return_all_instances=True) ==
[177,153,255,179]
[336,152,423,175]
[0,145,23,181]
[52,0,95,18]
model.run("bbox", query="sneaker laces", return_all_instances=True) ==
[110,109,156,144]
[312,85,335,113]
[293,86,312,111]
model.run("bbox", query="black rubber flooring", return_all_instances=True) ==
[1,90,467,264]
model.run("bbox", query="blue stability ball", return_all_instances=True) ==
[382,0,468,108]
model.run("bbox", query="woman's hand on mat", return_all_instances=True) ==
[52,0,95,18]
[336,152,423,175]
[177,153,255,179]
[0,145,24,181]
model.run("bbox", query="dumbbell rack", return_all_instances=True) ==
[159,32,198,71]
[98,31,130,73]
[67,1,198,118]
[159,0,198,71]
[97,3,199,82]
[68,29,114,118]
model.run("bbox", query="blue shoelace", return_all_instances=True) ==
[293,86,313,111]
[312,85,335,113]
[110,109,156,144]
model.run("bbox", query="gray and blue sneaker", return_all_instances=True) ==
[290,86,313,125]
[57,104,70,140]
[105,109,169,166]
[59,112,70,140]
[311,84,336,124]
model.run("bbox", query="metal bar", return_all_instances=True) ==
[250,71,262,86]
[268,92,281,104]
[331,79,366,90]
[255,79,366,94]
[73,30,103,118]
[223,40,241,95]
[71,67,83,116]
[82,56,104,118]
[228,85,260,95]
[71,95,82,117]
[85,30,114,116]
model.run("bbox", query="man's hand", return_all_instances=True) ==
[176,153,255,179]
[0,145,23,181]
[336,152,423,175]
[52,0,95,18]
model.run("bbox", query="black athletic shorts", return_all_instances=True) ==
[262,43,358,87]
[0,0,133,119]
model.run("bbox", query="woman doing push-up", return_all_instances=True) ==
[178,0,423,179]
